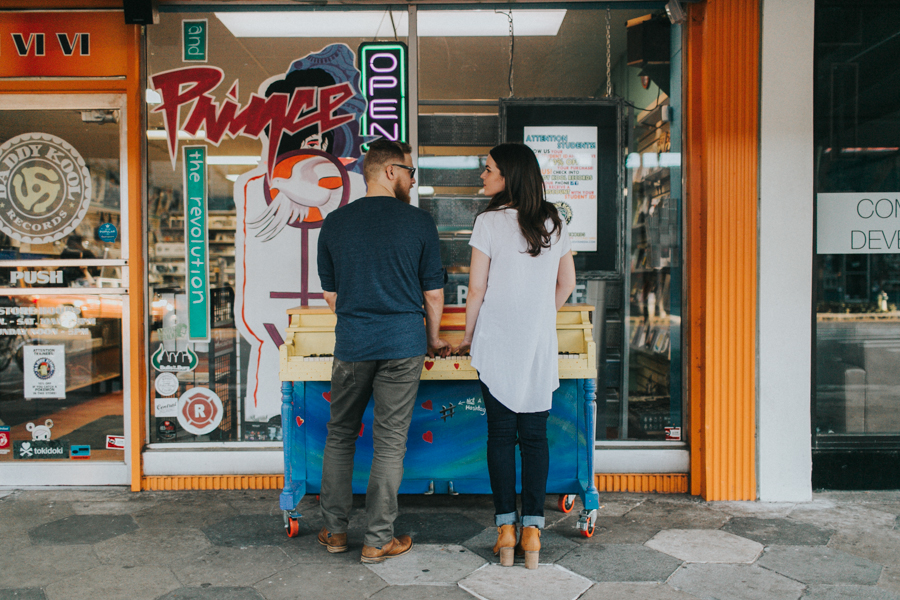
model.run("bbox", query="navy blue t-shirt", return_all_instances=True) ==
[317,196,444,362]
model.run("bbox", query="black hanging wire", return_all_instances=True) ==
[495,10,515,97]
[389,10,399,41]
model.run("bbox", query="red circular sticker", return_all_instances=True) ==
[176,387,223,436]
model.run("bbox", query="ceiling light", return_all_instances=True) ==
[214,10,566,38]
[665,0,686,24]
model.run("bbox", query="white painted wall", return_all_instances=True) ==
[757,0,815,501]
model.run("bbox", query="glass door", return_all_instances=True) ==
[0,94,130,485]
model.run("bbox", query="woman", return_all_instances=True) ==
[456,143,576,569]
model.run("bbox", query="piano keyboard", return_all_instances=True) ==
[280,305,597,382]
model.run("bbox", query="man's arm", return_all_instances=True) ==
[423,288,451,358]
[323,291,337,313]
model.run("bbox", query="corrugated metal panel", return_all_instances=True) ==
[594,474,688,494]
[141,475,284,491]
[686,0,759,501]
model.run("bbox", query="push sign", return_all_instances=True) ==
[358,42,408,151]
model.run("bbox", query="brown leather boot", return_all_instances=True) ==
[317,527,348,553]
[492,524,517,567]
[360,535,413,564]
[517,526,540,569]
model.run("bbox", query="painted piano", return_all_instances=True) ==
[278,304,601,537]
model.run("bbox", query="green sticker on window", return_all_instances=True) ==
[183,145,209,342]
[182,19,207,63]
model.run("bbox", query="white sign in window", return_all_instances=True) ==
[24,345,66,399]
[818,193,900,254]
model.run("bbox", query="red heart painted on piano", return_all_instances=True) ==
[454,363,460,369]
[359,424,365,437]
[422,431,433,443]
[421,400,433,410]
[323,392,331,402]
[424,361,434,370]
[296,417,304,427]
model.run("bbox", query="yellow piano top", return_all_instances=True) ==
[279,304,597,382]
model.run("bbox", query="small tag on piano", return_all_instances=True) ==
[664,427,681,441]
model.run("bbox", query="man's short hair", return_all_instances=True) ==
[363,140,412,181]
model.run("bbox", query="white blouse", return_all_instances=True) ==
[468,208,571,413]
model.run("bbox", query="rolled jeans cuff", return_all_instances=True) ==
[522,515,545,529]
[495,511,518,527]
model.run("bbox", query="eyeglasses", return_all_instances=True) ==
[391,164,416,179]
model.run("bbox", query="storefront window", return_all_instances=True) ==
[814,0,900,443]
[145,4,682,446]
[0,95,127,463]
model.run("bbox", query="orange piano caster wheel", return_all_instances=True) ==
[286,517,300,538]
[558,494,575,513]
[580,520,595,538]
[316,494,320,503]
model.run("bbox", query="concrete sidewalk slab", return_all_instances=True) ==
[370,584,478,599]
[462,527,577,564]
[253,561,387,600]
[789,502,898,532]
[722,517,834,546]
[0,588,46,600]
[201,514,301,548]
[0,544,99,589]
[156,587,266,600]
[829,528,900,568]
[668,563,805,600]
[622,500,730,530]
[459,564,592,600]
[44,565,182,600]
[802,585,900,600]
[579,582,701,600]
[758,546,883,586]
[364,544,486,585]
[170,546,295,587]
[645,529,763,564]
[558,542,682,582]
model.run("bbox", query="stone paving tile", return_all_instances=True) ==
[789,502,897,533]
[557,543,682,582]
[0,491,15,501]
[579,582,702,600]
[0,499,74,535]
[669,563,805,600]
[758,546,883,586]
[393,511,488,545]
[14,490,131,503]
[458,564,592,600]
[619,499,730,531]
[71,499,159,515]
[29,514,138,545]
[722,517,834,546]
[369,584,477,599]
[93,527,211,566]
[156,587,267,600]
[253,561,387,600]
[43,565,181,600]
[462,527,577,564]
[646,529,763,564]
[802,585,900,600]
[879,565,900,595]
[364,544,486,585]
[132,497,237,530]
[0,543,98,588]
[0,589,47,600]
[172,546,295,588]
[202,514,303,548]
[829,529,900,568]
[708,501,796,519]
[568,515,661,544]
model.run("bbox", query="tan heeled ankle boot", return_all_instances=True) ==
[492,524,517,567]
[518,526,541,569]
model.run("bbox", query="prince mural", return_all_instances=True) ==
[150,44,368,424]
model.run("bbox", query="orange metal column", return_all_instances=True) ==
[685,0,760,501]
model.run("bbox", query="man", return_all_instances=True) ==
[316,139,450,563]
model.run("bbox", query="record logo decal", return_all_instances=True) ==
[176,387,223,436]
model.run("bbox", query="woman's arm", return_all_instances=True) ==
[555,251,576,310]
[456,247,490,354]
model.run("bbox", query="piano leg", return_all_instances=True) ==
[578,378,600,537]
[280,381,300,517]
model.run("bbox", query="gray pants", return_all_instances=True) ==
[320,355,424,548]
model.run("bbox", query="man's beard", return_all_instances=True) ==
[393,178,411,204]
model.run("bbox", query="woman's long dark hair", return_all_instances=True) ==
[481,142,562,257]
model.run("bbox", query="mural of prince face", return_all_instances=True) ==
[235,45,367,424]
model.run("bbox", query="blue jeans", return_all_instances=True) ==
[480,380,549,529]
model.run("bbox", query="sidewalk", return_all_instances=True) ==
[1,488,898,600]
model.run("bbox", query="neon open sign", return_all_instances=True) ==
[358,42,408,150]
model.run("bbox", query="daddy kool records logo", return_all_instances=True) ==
[177,387,223,436]
[0,132,92,244]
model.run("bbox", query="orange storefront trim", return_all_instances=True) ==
[142,475,286,491]
[594,474,688,494]
[685,1,760,501]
